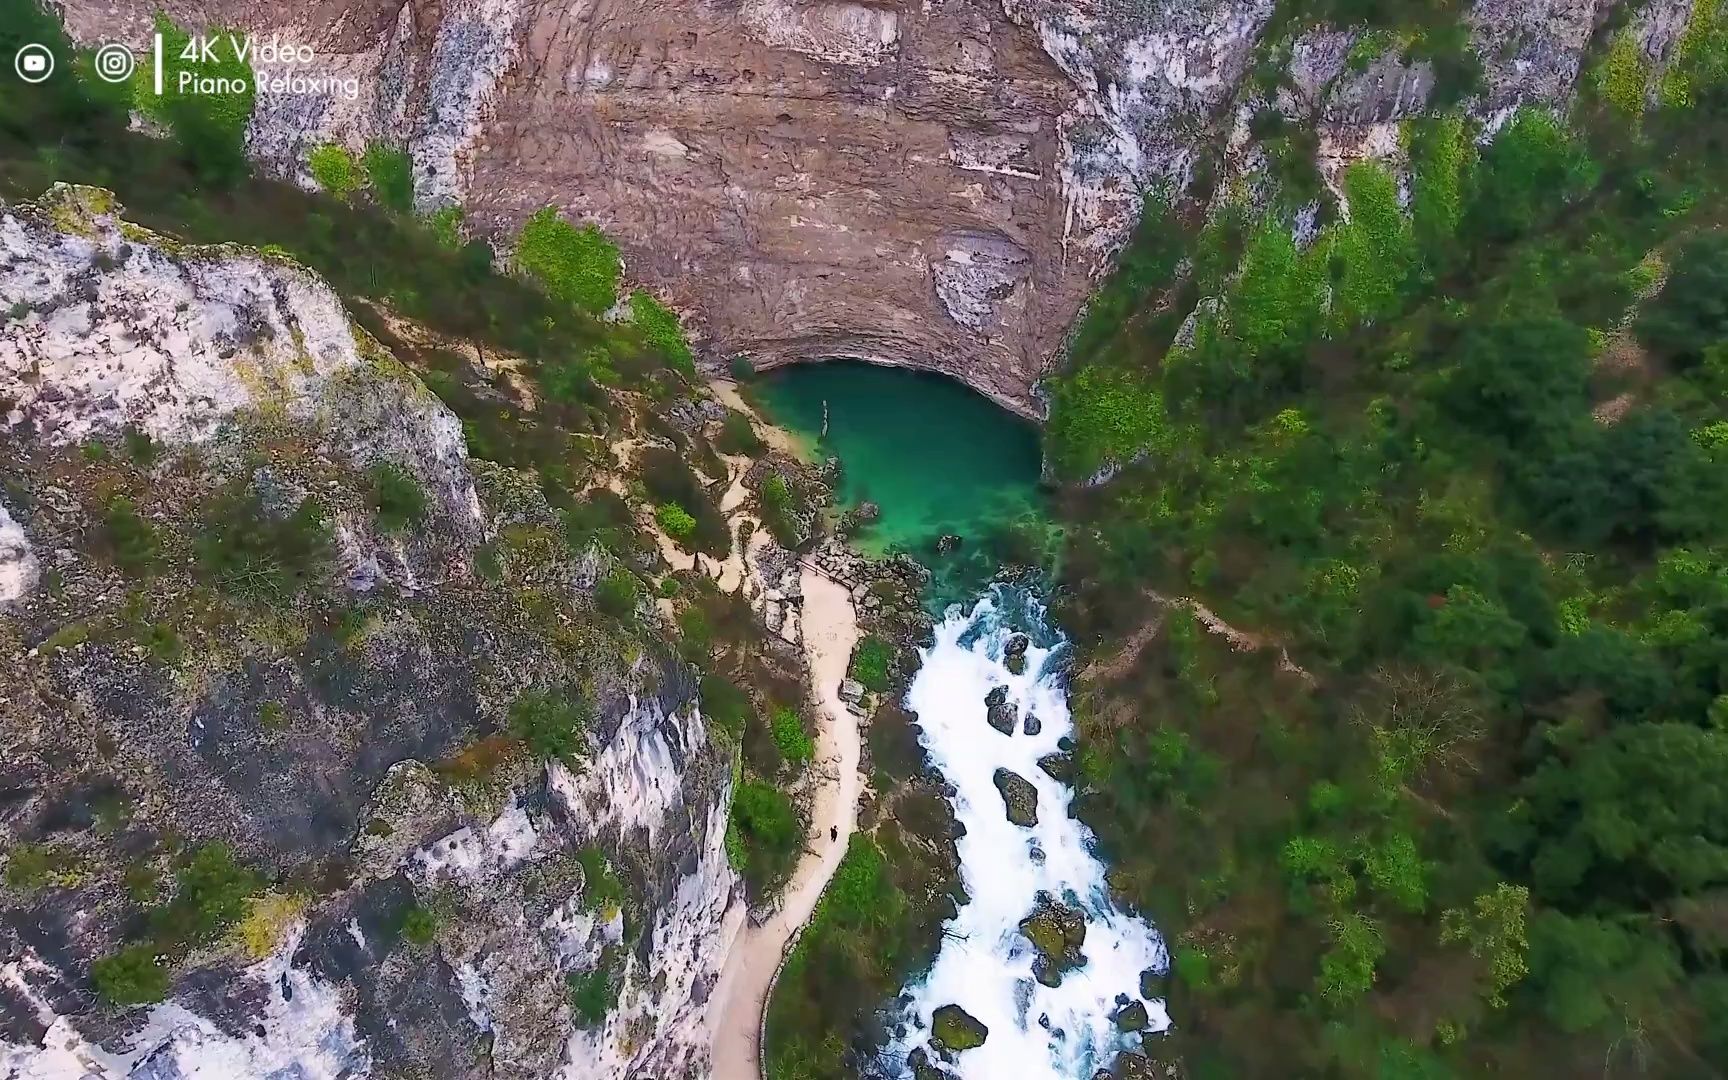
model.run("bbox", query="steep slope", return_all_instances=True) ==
[0,185,738,1079]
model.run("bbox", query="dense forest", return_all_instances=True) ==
[1048,0,1728,1077]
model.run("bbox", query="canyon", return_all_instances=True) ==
[55,0,1702,416]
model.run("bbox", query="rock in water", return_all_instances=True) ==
[1020,896,1088,988]
[930,1003,989,1052]
[1022,712,1042,736]
[1113,999,1150,1031]
[936,533,963,554]
[984,685,1018,736]
[1037,752,1076,784]
[1003,633,1029,674]
[993,768,1038,827]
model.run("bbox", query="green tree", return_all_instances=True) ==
[771,705,814,765]
[1513,723,1728,906]
[1439,883,1530,1008]
[1639,232,1728,368]
[1442,313,1592,450]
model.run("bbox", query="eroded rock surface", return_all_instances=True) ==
[54,1,1679,417]
[0,188,739,1079]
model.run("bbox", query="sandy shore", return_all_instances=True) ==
[708,567,860,1080]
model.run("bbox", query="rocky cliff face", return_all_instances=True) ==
[0,186,738,1078]
[54,0,1694,417]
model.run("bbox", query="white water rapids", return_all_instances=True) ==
[880,585,1171,1077]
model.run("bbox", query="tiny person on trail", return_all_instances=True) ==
[830,826,838,843]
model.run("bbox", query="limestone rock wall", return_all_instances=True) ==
[55,0,1685,416]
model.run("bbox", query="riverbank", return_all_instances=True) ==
[708,566,860,1079]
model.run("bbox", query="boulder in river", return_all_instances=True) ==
[1037,752,1075,784]
[1113,999,1150,1032]
[1019,895,1087,987]
[906,1048,949,1080]
[993,768,1038,826]
[930,1003,988,1052]
[1022,712,1042,736]
[984,685,1018,736]
[935,533,963,554]
[1003,633,1029,674]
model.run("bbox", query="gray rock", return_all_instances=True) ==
[1022,713,1042,737]
[839,678,866,704]
[993,768,1038,827]
[1003,633,1029,675]
[935,533,963,554]
[984,685,1017,736]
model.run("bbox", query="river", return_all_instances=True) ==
[757,361,1171,1077]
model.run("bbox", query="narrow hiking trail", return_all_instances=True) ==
[708,567,860,1080]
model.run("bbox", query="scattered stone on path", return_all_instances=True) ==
[1019,894,1087,987]
[993,767,1038,827]
[930,1003,988,1053]
[1004,632,1029,674]
[839,678,865,704]
[984,685,1017,736]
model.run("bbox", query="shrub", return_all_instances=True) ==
[700,673,754,742]
[363,141,414,212]
[508,689,592,765]
[595,566,639,618]
[102,497,161,575]
[92,944,169,1005]
[516,207,620,313]
[399,903,439,945]
[425,205,464,249]
[575,846,628,914]
[568,946,622,1026]
[628,290,694,374]
[150,842,263,949]
[731,779,800,892]
[656,503,697,540]
[307,144,361,199]
[139,16,254,183]
[759,472,805,548]
[848,635,894,693]
[771,705,814,766]
[715,411,764,456]
[370,463,428,533]
[194,484,331,601]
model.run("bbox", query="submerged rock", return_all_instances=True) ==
[984,685,1018,736]
[993,768,1038,827]
[936,533,963,554]
[1020,895,1088,988]
[930,1003,988,1053]
[1003,633,1029,674]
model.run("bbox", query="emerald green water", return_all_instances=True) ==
[754,361,1053,600]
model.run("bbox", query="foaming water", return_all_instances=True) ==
[879,585,1170,1077]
